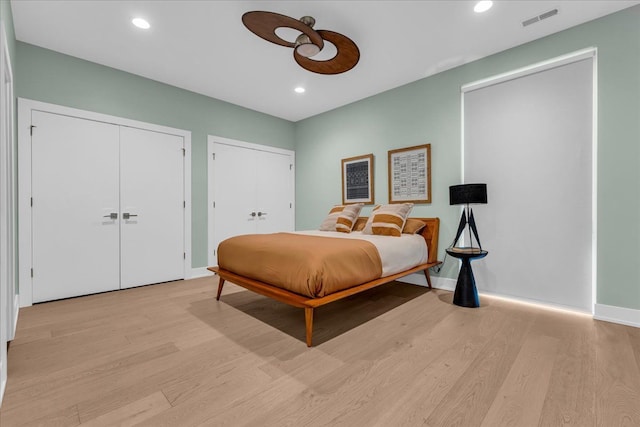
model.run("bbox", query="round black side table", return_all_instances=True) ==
[445,247,488,308]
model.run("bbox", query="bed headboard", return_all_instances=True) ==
[414,217,440,264]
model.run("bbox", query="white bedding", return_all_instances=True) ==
[296,230,429,277]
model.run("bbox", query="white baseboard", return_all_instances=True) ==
[188,267,215,279]
[432,276,456,292]
[0,375,5,410]
[10,295,19,341]
[396,272,456,291]
[594,303,640,328]
[19,292,31,308]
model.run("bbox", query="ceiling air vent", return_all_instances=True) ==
[522,9,558,27]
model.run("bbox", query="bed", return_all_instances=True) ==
[208,217,441,346]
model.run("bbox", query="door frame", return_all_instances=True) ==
[18,98,192,307]
[0,20,15,405]
[207,135,295,267]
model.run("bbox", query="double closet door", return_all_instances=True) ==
[31,111,185,303]
[210,140,294,265]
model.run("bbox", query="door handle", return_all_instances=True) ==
[103,213,118,219]
[250,212,256,217]
[258,212,267,217]
[122,213,138,220]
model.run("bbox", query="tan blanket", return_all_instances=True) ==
[218,233,383,298]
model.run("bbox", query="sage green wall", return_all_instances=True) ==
[15,42,296,269]
[294,5,640,310]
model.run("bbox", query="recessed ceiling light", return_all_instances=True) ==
[294,87,305,94]
[132,18,150,29]
[474,1,493,13]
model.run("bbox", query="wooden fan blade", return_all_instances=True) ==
[294,30,360,75]
[242,11,323,50]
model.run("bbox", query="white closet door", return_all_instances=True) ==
[31,111,120,302]
[212,142,259,250]
[120,127,184,289]
[255,149,294,233]
[210,141,294,265]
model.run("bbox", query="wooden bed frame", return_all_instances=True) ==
[208,217,441,347]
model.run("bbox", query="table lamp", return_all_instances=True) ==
[449,183,487,251]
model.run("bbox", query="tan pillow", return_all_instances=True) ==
[352,217,368,232]
[403,218,426,234]
[319,206,343,231]
[361,205,381,234]
[363,203,414,237]
[319,204,363,232]
[335,204,364,233]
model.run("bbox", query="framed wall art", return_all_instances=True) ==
[341,153,374,205]
[388,144,431,204]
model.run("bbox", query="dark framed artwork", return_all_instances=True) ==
[388,144,431,204]
[341,153,374,205]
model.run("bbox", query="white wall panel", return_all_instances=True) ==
[463,56,594,311]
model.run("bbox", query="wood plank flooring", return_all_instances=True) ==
[1,276,638,426]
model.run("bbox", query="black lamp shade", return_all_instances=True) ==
[449,183,487,205]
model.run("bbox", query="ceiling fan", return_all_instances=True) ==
[242,11,360,75]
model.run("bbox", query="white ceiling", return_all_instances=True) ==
[11,0,639,122]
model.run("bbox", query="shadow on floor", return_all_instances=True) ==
[193,281,431,347]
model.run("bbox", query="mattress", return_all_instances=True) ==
[295,230,428,277]
[217,231,428,298]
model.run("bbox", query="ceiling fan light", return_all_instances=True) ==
[296,43,321,58]
[294,34,321,58]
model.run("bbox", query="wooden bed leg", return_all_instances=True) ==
[423,269,433,289]
[304,307,314,347]
[216,278,226,301]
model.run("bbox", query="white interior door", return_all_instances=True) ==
[210,139,294,265]
[120,127,184,289]
[19,99,192,307]
[211,142,260,255]
[31,111,120,303]
[255,149,294,233]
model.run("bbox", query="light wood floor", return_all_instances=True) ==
[1,276,639,426]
